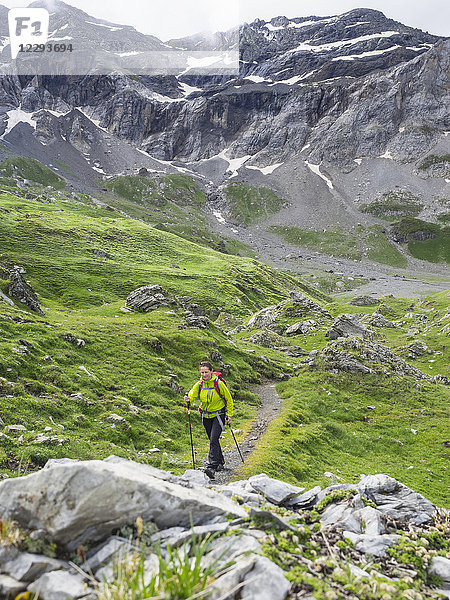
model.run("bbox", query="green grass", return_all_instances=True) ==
[0,189,310,476]
[365,225,408,267]
[105,174,206,207]
[391,218,450,264]
[418,154,450,171]
[270,226,361,260]
[102,175,254,257]
[0,157,66,190]
[224,183,288,225]
[237,291,450,506]
[361,191,423,219]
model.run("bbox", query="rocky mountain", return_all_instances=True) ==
[0,4,449,289]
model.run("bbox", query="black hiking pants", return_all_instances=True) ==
[202,409,225,469]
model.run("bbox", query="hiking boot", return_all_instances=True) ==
[204,467,215,479]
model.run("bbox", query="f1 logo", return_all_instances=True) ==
[8,8,50,59]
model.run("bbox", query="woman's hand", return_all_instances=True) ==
[225,416,231,425]
[184,394,190,407]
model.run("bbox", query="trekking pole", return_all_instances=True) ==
[185,395,196,470]
[228,423,244,463]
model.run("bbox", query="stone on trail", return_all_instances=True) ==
[0,456,246,548]
[180,469,210,486]
[248,473,305,505]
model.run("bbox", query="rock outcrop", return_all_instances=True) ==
[126,285,174,312]
[0,458,447,600]
[7,268,44,315]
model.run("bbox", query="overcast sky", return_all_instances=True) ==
[2,0,449,39]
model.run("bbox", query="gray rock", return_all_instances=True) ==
[0,574,27,597]
[357,474,436,524]
[350,296,380,306]
[202,534,262,569]
[343,532,401,557]
[180,469,209,486]
[84,536,133,573]
[126,285,173,312]
[248,474,305,505]
[8,269,44,315]
[2,553,68,582]
[185,312,210,329]
[249,508,296,532]
[247,305,283,331]
[28,571,90,599]
[285,485,321,509]
[326,314,374,340]
[285,320,316,336]
[163,522,230,548]
[0,457,246,548]
[370,313,396,328]
[239,555,291,600]
[429,556,450,588]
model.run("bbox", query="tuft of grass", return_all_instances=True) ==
[224,183,288,225]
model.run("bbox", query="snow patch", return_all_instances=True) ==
[345,21,370,28]
[1,108,36,139]
[117,51,142,57]
[213,211,226,224]
[246,162,283,175]
[332,45,400,61]
[218,149,251,177]
[379,150,394,160]
[305,161,334,189]
[59,23,69,30]
[290,31,399,54]
[245,75,269,83]
[399,126,405,133]
[354,158,363,165]
[179,82,203,96]
[300,143,311,152]
[85,20,123,31]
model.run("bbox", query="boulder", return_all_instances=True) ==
[285,320,316,336]
[429,556,450,589]
[28,571,90,600]
[8,269,44,315]
[185,312,210,329]
[370,313,396,328]
[247,305,282,331]
[2,552,68,582]
[326,314,374,340]
[343,532,401,557]
[0,457,246,548]
[209,554,290,600]
[357,474,436,524]
[0,574,27,597]
[350,296,380,306]
[126,285,173,312]
[248,474,305,505]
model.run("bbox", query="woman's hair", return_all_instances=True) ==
[199,361,213,371]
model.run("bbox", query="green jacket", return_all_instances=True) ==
[188,376,234,418]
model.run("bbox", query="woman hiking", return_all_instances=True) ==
[184,361,233,480]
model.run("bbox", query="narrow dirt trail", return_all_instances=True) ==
[212,380,284,485]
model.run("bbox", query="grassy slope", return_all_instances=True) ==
[238,292,450,506]
[270,224,408,268]
[0,161,448,506]
[0,188,308,476]
[224,183,288,226]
